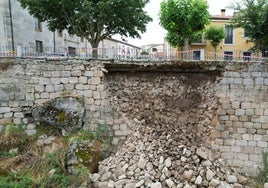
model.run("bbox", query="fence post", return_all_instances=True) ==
[17,45,23,57]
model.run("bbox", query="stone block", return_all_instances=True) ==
[260,116,268,123]
[71,70,82,76]
[219,115,229,121]
[255,77,263,85]
[235,109,245,116]
[51,71,60,77]
[4,112,13,118]
[93,91,101,99]
[54,84,64,91]
[243,78,254,85]
[94,70,104,77]
[8,101,19,107]
[247,128,256,134]
[51,78,61,84]
[264,78,268,85]
[25,129,37,136]
[237,128,247,134]
[40,92,50,99]
[0,118,12,125]
[241,102,251,109]
[39,77,51,85]
[14,112,24,118]
[230,146,241,152]
[69,77,78,84]
[61,71,71,77]
[35,84,44,92]
[242,134,253,140]
[224,139,236,145]
[257,141,267,148]
[236,140,248,146]
[233,78,243,84]
[239,116,248,122]
[79,77,88,84]
[0,107,11,113]
[91,77,101,85]
[246,109,254,115]
[253,134,262,141]
[221,152,234,159]
[237,153,249,160]
[46,85,54,92]
[219,146,230,152]
[221,131,229,139]
[75,84,84,90]
[15,93,25,100]
[84,71,93,77]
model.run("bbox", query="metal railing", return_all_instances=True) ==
[0,46,267,62]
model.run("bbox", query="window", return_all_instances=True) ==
[152,48,157,52]
[193,50,201,60]
[224,51,233,60]
[224,26,234,44]
[68,46,76,57]
[36,40,43,53]
[35,19,42,32]
[242,51,251,61]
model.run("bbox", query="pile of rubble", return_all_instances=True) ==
[90,121,253,188]
[90,74,255,187]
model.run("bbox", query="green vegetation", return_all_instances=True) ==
[230,0,268,52]
[255,152,268,187]
[0,123,112,187]
[18,0,152,57]
[205,26,226,59]
[160,0,210,58]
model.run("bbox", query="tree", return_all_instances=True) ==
[230,0,268,52]
[205,26,226,59]
[18,0,152,57]
[159,0,210,59]
[166,31,203,59]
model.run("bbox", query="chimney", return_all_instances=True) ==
[221,9,226,16]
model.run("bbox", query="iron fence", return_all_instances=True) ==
[0,46,267,62]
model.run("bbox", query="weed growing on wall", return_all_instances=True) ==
[255,152,268,187]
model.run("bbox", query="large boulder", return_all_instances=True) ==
[32,97,85,134]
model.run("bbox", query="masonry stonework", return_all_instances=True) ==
[0,58,267,176]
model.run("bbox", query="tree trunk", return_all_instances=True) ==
[91,42,99,58]
[184,36,190,60]
[214,47,217,60]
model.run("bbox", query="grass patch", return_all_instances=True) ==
[0,123,112,187]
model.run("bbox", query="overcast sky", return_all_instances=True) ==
[120,0,234,47]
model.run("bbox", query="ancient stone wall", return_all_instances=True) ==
[0,58,112,136]
[0,58,268,176]
[213,62,268,176]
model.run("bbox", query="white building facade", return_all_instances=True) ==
[0,0,140,57]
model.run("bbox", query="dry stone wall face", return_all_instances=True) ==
[214,62,268,176]
[0,58,110,135]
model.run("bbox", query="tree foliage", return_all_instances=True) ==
[230,0,268,51]
[159,0,210,57]
[18,0,152,56]
[205,26,226,58]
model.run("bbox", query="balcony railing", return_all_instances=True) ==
[0,46,267,62]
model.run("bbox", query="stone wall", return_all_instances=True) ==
[0,58,112,136]
[0,58,268,176]
[213,62,268,176]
